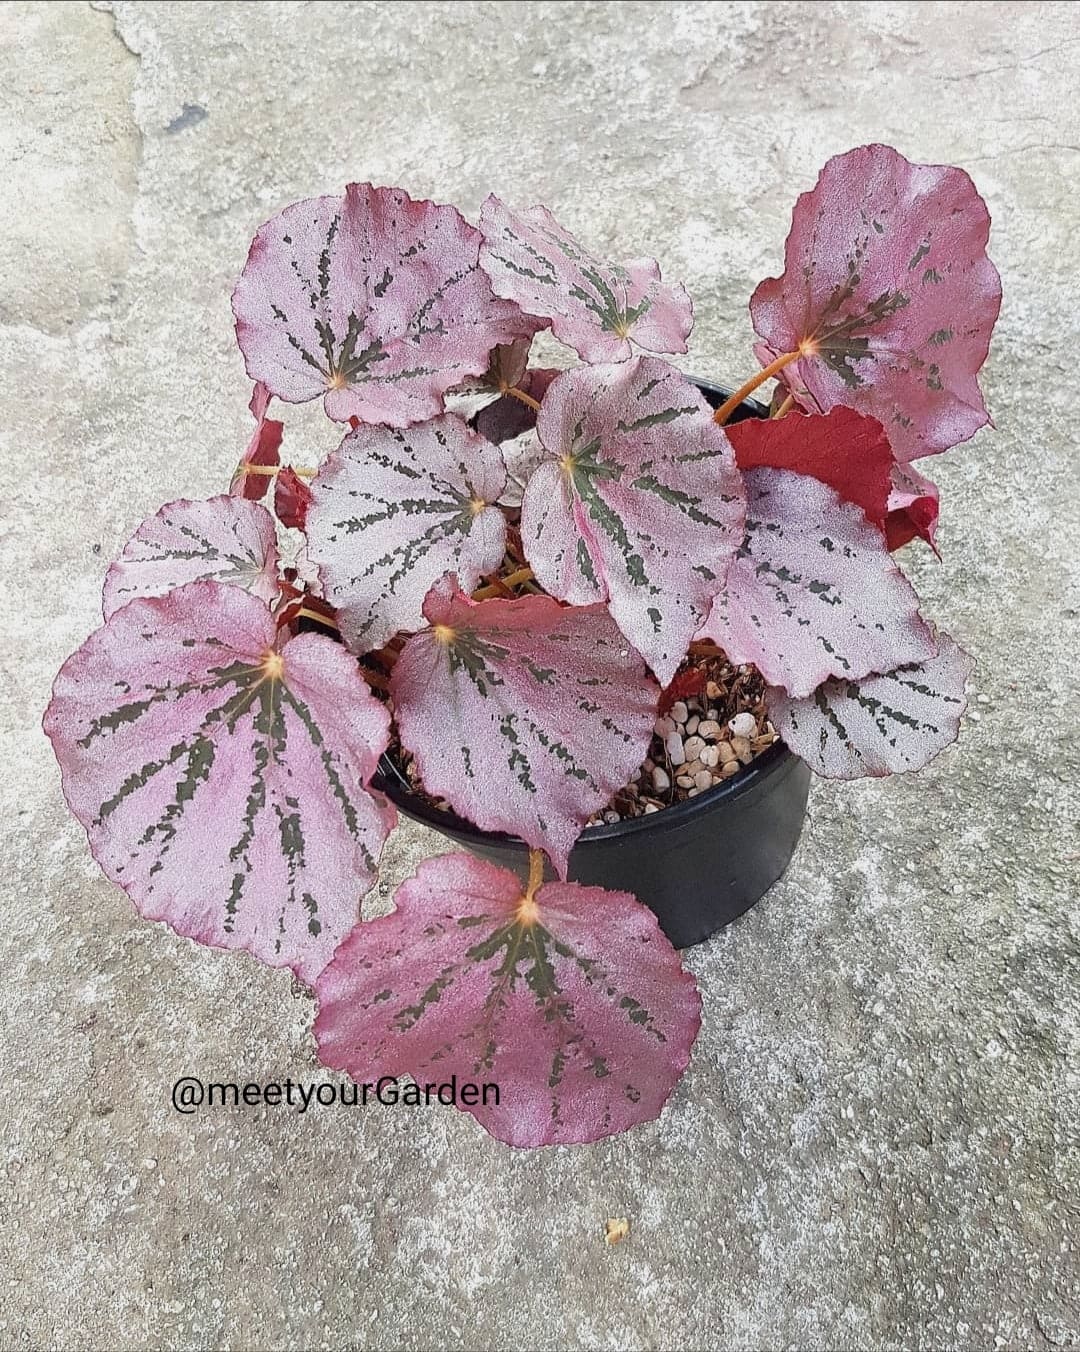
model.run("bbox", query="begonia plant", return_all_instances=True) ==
[45,144,999,1147]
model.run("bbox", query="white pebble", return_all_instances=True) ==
[685,715,699,735]
[666,731,686,765]
[683,735,705,760]
[687,786,702,797]
[729,712,757,738]
[603,810,620,824]
[697,720,721,740]
[694,770,713,791]
[700,745,719,767]
[644,802,660,814]
[677,774,694,789]
[670,700,689,724]
[654,716,675,738]
[651,766,670,792]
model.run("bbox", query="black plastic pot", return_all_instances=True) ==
[372,378,812,949]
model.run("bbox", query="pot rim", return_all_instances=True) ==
[373,374,790,855]
[375,735,801,852]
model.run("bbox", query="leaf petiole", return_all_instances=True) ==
[713,349,804,426]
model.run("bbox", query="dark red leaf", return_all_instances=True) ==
[274,466,313,531]
[231,382,284,501]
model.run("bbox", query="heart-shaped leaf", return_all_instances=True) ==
[884,461,939,552]
[232,184,536,428]
[768,631,973,778]
[306,415,508,654]
[274,467,313,531]
[314,852,701,1147]
[390,577,658,876]
[522,358,745,685]
[230,382,283,501]
[44,581,395,982]
[750,143,1001,460]
[102,495,280,620]
[698,467,935,697]
[479,197,693,362]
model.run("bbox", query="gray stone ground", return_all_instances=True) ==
[1,2,1077,1348]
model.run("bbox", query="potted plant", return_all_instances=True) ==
[44,143,999,1148]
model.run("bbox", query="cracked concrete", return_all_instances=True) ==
[2,2,1078,1348]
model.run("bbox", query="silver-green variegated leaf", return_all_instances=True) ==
[232,184,536,427]
[389,576,659,876]
[314,852,701,1147]
[479,196,693,362]
[102,496,280,620]
[521,358,745,686]
[44,581,395,982]
[698,467,936,698]
[769,632,974,778]
[306,414,508,654]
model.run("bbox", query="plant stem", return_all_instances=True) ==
[241,464,317,479]
[503,384,541,413]
[472,565,535,600]
[713,350,802,426]
[772,393,796,419]
[525,849,545,903]
[295,606,339,630]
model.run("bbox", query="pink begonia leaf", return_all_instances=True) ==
[750,143,1001,461]
[306,414,508,654]
[230,382,284,501]
[390,577,658,876]
[102,495,280,621]
[522,358,745,686]
[698,467,935,698]
[232,185,536,428]
[884,461,940,552]
[768,631,973,778]
[479,196,693,363]
[44,581,394,983]
[475,367,560,446]
[314,852,701,1147]
[273,466,313,531]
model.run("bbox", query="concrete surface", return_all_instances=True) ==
[2,2,1078,1348]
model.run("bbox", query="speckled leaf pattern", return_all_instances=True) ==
[698,467,935,698]
[479,197,693,362]
[102,496,280,620]
[522,358,745,686]
[314,853,701,1147]
[233,185,534,427]
[306,415,508,654]
[769,631,974,778]
[751,143,1001,460]
[44,581,394,982]
[389,578,658,876]
[230,382,283,501]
